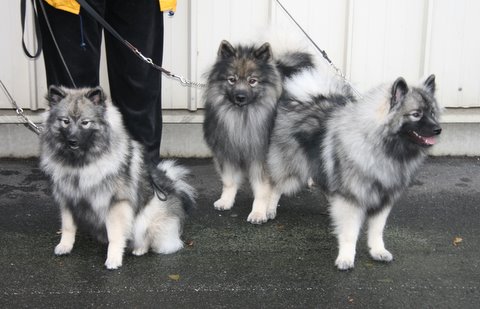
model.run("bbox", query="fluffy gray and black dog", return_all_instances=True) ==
[40,86,195,269]
[203,40,312,223]
[267,66,442,270]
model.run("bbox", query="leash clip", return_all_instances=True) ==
[132,47,153,65]
[170,74,187,85]
[170,74,207,88]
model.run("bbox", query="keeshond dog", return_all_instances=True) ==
[203,40,282,224]
[40,86,195,269]
[267,66,442,270]
[203,40,312,223]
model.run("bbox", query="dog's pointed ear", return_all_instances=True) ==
[85,86,106,105]
[218,40,236,59]
[46,85,66,107]
[423,74,436,95]
[391,77,409,109]
[254,42,272,61]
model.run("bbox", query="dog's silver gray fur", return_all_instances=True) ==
[267,66,442,270]
[40,86,195,269]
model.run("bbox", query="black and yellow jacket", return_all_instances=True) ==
[44,0,177,14]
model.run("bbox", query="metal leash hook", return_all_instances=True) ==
[169,74,188,85]
[131,46,154,66]
[128,43,207,87]
[17,109,43,135]
[167,74,205,88]
[0,80,42,135]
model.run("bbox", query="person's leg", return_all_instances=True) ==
[36,0,105,87]
[105,0,164,165]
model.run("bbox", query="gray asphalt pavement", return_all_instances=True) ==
[0,157,479,308]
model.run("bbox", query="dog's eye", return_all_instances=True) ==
[227,76,236,85]
[59,118,70,127]
[248,78,258,87]
[81,120,91,128]
[409,110,423,119]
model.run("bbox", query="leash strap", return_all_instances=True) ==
[21,0,43,59]
[275,0,363,97]
[76,0,205,88]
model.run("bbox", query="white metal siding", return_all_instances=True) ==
[190,0,272,109]
[0,1,39,109]
[426,0,480,107]
[1,0,479,110]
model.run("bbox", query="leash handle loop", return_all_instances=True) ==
[21,0,43,59]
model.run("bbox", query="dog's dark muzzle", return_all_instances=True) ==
[233,91,250,106]
[68,139,79,150]
[408,122,442,147]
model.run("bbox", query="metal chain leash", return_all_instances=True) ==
[126,42,206,88]
[0,80,42,135]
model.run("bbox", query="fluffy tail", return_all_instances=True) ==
[151,160,196,214]
[276,51,316,79]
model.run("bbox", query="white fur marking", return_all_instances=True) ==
[54,207,77,255]
[367,206,393,262]
[329,196,365,270]
[214,163,242,211]
[104,201,133,270]
[247,175,272,224]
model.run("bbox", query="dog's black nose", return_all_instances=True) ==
[68,140,78,147]
[235,94,247,104]
[433,127,442,135]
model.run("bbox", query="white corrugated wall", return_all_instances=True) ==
[2,0,479,110]
[1,0,479,157]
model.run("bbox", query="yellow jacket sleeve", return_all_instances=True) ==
[160,0,177,12]
[44,0,176,14]
[45,0,80,14]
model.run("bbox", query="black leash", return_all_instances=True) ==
[275,0,362,97]
[37,0,78,88]
[76,0,205,88]
[20,0,42,59]
[275,0,335,70]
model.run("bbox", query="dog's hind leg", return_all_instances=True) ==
[105,201,134,270]
[54,206,77,255]
[214,163,242,211]
[367,205,393,262]
[151,216,184,254]
[329,195,365,270]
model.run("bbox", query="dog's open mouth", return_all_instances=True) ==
[408,131,436,147]
[233,101,250,107]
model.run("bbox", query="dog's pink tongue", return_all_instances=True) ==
[423,136,436,145]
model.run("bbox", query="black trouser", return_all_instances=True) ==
[37,0,164,165]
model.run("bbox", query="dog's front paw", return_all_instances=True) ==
[54,243,73,255]
[105,254,123,270]
[247,211,268,224]
[214,198,234,211]
[370,248,393,262]
[335,254,355,270]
